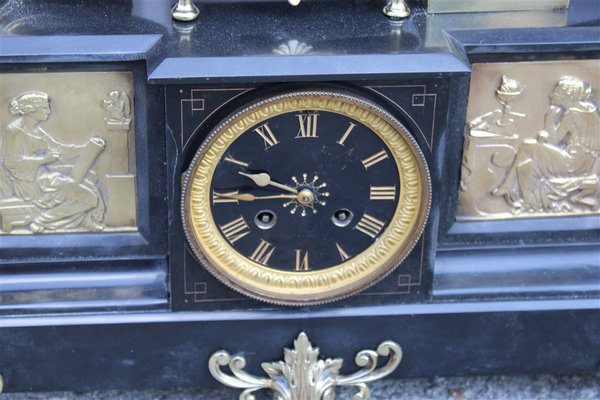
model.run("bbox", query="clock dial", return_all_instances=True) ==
[182,90,430,305]
[209,110,399,271]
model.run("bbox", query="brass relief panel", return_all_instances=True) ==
[0,71,137,234]
[458,60,599,221]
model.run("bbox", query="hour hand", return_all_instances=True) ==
[238,171,298,194]
[216,192,296,202]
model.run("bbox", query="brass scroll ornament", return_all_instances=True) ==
[209,332,402,400]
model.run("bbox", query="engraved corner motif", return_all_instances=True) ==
[458,60,600,221]
[0,72,138,235]
[208,332,402,400]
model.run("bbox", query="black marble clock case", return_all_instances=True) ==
[167,79,447,310]
[0,0,598,394]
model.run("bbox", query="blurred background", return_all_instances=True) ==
[2,372,599,399]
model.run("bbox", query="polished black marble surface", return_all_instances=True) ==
[2,0,598,62]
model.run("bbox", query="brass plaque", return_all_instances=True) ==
[427,0,570,13]
[458,60,600,221]
[0,71,137,234]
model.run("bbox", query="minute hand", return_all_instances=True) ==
[238,172,298,194]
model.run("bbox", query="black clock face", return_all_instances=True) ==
[183,90,430,305]
[210,109,400,272]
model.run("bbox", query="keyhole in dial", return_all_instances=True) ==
[332,209,353,227]
[255,210,277,230]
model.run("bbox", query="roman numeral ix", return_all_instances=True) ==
[213,190,240,204]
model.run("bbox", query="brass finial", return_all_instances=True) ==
[383,0,411,18]
[171,0,200,21]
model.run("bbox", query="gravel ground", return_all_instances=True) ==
[2,373,599,399]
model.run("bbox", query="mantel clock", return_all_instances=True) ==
[0,0,598,397]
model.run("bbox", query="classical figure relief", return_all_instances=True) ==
[0,92,106,233]
[0,71,138,235]
[493,77,599,213]
[458,67,599,221]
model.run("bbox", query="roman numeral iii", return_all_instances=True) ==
[369,185,396,201]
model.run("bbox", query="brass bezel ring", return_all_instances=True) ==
[182,90,431,305]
